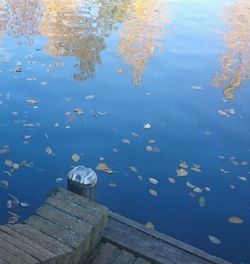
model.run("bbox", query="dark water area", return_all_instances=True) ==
[0,0,250,263]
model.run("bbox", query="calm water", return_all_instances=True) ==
[0,0,250,263]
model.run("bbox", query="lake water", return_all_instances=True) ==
[0,0,250,263]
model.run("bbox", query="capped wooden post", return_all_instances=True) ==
[67,166,97,201]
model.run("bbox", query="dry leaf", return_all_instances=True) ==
[96,163,113,174]
[72,153,80,162]
[45,147,53,155]
[149,189,157,196]
[176,169,188,177]
[208,235,221,245]
[168,177,176,184]
[149,178,158,185]
[228,216,244,224]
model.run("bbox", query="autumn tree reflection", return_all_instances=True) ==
[40,0,105,81]
[117,0,169,85]
[213,0,250,99]
[2,0,43,45]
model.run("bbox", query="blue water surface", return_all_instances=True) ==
[0,0,250,263]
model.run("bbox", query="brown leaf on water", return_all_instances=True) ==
[4,160,13,167]
[96,163,113,174]
[145,222,155,230]
[228,216,244,224]
[179,161,189,169]
[176,169,188,177]
[149,189,157,196]
[149,178,158,185]
[26,99,38,105]
[74,107,84,115]
[72,153,80,162]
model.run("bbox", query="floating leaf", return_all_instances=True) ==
[176,169,188,177]
[131,132,140,138]
[26,99,38,105]
[45,147,53,155]
[149,178,158,185]
[186,181,195,189]
[137,175,143,181]
[72,153,80,162]
[179,161,189,169]
[238,176,247,181]
[228,216,244,224]
[143,123,151,129]
[12,163,19,170]
[85,95,95,100]
[168,177,176,184]
[199,197,206,207]
[149,189,157,196]
[108,183,117,188]
[96,163,113,174]
[0,180,9,188]
[20,202,30,207]
[145,222,155,230]
[129,166,138,173]
[122,139,130,144]
[220,169,230,174]
[4,160,13,167]
[74,107,84,115]
[193,187,203,193]
[56,178,63,183]
[146,146,153,152]
[208,235,221,245]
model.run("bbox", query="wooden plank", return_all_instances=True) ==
[108,212,232,264]
[0,258,8,264]
[11,224,73,256]
[91,243,120,264]
[25,215,84,249]
[134,258,152,264]
[103,216,232,264]
[0,247,28,264]
[52,188,108,216]
[112,249,136,264]
[45,196,104,245]
[35,203,92,237]
[0,237,38,264]
[0,225,56,263]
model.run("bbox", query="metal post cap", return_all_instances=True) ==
[68,166,97,187]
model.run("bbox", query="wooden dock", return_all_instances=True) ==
[0,188,233,264]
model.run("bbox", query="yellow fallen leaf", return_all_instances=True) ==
[179,161,189,169]
[72,153,80,162]
[149,178,158,185]
[149,189,157,196]
[96,163,113,174]
[4,160,13,167]
[176,169,188,177]
[228,216,244,224]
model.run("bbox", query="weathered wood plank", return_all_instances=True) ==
[45,196,104,245]
[0,247,28,264]
[0,225,56,263]
[52,188,108,216]
[103,214,233,264]
[25,215,83,249]
[134,258,152,264]
[0,237,38,264]
[0,258,8,264]
[91,243,120,264]
[11,224,73,256]
[112,249,136,264]
[35,203,92,237]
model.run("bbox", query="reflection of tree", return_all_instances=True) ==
[118,0,169,85]
[213,0,250,99]
[3,0,43,45]
[40,0,105,81]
